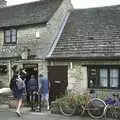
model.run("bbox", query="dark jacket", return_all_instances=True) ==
[27,76,38,92]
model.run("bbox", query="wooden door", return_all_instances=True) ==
[48,66,68,103]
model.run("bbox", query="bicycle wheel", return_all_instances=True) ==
[87,98,106,119]
[59,96,77,116]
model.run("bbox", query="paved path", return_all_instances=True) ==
[0,110,112,120]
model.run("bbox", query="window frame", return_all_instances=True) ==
[99,68,108,88]
[109,68,119,88]
[88,65,120,89]
[4,28,17,44]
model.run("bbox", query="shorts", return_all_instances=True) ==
[41,93,49,101]
[12,91,24,100]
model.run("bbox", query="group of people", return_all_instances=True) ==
[9,69,49,117]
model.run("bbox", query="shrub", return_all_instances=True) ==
[50,93,86,115]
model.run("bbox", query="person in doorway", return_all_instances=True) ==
[25,72,31,105]
[27,74,38,111]
[38,74,49,110]
[9,72,26,117]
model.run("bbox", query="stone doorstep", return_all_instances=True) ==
[31,110,51,115]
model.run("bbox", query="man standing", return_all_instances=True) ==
[38,74,49,110]
[27,74,38,111]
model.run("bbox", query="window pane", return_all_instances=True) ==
[11,36,16,42]
[5,30,10,43]
[110,69,119,88]
[11,29,16,43]
[100,69,108,87]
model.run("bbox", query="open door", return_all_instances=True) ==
[23,64,38,84]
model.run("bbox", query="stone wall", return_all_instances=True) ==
[0,31,4,46]
[0,73,9,88]
[16,25,48,58]
[66,63,87,93]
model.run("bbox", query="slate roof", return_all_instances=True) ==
[0,0,62,28]
[50,5,120,60]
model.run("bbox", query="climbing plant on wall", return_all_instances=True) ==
[68,64,83,81]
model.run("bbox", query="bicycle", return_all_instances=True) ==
[104,93,120,120]
[59,90,107,119]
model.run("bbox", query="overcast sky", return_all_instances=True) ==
[7,0,120,9]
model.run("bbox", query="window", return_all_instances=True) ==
[88,66,120,89]
[4,29,17,44]
[100,69,108,87]
[110,69,119,88]
[0,65,8,74]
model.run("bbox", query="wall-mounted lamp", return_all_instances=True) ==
[35,31,40,38]
[21,47,31,60]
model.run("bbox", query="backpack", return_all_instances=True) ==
[9,76,17,91]
[16,78,26,91]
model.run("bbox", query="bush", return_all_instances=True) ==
[50,93,86,115]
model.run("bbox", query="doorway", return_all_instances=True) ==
[48,66,68,103]
[23,64,38,106]
[23,64,38,80]
[23,64,38,90]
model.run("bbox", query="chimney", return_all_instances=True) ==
[0,0,7,8]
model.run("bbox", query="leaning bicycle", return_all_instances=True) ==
[104,93,120,120]
[59,91,107,119]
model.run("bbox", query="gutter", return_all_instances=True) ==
[47,56,120,61]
